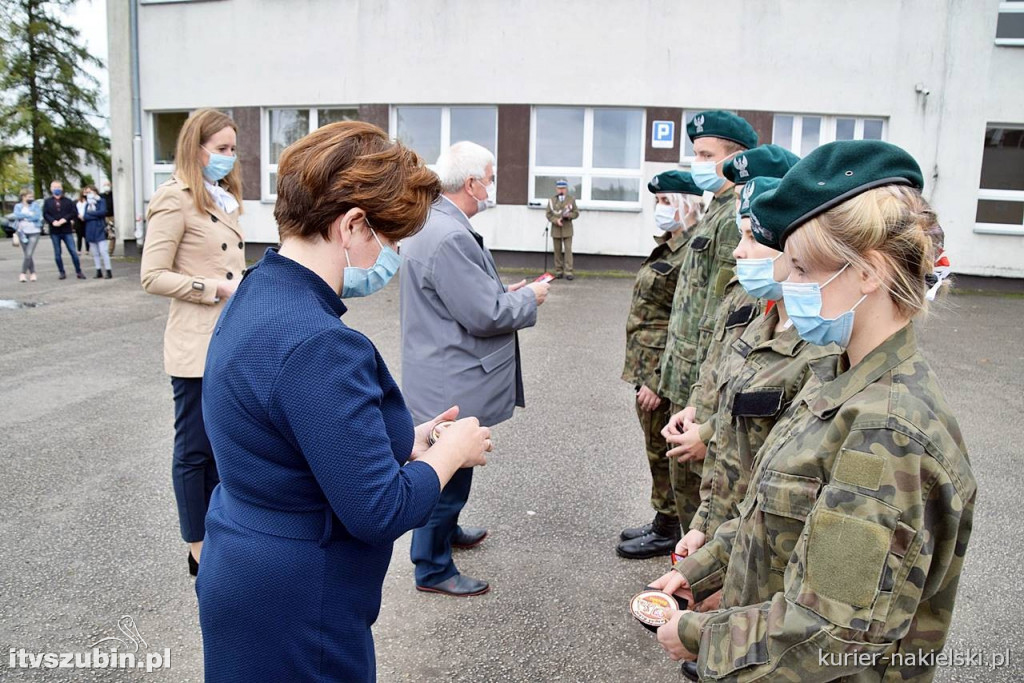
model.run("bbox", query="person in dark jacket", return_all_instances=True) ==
[198,121,491,683]
[82,186,112,278]
[42,181,86,279]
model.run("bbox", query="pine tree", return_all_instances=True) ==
[0,0,109,198]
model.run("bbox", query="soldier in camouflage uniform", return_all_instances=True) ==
[618,171,705,559]
[653,141,974,681]
[658,111,759,535]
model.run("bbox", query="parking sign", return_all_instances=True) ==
[652,120,675,149]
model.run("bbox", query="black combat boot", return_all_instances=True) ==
[105,269,112,279]
[620,512,677,541]
[94,268,103,279]
[616,513,681,559]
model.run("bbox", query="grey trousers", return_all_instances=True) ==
[19,233,40,274]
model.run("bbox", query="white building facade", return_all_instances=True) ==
[108,0,1024,278]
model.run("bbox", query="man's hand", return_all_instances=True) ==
[556,219,563,227]
[675,529,706,558]
[657,610,697,662]
[636,385,662,412]
[665,423,707,462]
[662,406,696,438]
[507,279,528,292]
[526,281,549,305]
[648,569,694,607]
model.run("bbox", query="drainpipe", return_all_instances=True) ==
[130,0,144,242]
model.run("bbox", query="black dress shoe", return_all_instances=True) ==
[188,551,199,577]
[416,574,490,597]
[616,529,681,560]
[452,526,488,549]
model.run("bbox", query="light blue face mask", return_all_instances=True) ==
[202,147,236,182]
[341,228,401,298]
[690,160,725,192]
[781,264,867,347]
[736,254,784,301]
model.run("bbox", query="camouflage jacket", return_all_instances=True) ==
[658,193,740,406]
[684,278,760,438]
[621,230,692,392]
[545,194,580,239]
[688,306,842,537]
[675,324,976,681]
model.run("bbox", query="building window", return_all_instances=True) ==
[530,106,644,208]
[996,1,1024,46]
[262,107,359,199]
[150,111,189,194]
[772,114,886,156]
[975,125,1024,235]
[391,105,497,166]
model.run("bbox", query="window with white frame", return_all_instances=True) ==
[975,125,1024,235]
[996,1,1024,46]
[772,114,886,156]
[262,107,359,199]
[530,106,644,208]
[391,106,498,166]
[150,111,189,195]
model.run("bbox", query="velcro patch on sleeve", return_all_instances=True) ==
[732,387,784,417]
[833,448,885,491]
[806,509,890,609]
[725,303,757,329]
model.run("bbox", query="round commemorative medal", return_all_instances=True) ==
[629,590,679,632]
[428,420,456,446]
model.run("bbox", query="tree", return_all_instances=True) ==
[0,154,33,214]
[0,0,110,198]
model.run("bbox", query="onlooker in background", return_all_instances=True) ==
[14,189,43,283]
[42,181,86,280]
[545,179,580,280]
[101,180,116,257]
[140,108,246,577]
[75,189,89,255]
[82,185,111,279]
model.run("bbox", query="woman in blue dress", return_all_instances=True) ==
[197,121,492,682]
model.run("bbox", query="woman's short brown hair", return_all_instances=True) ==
[273,121,441,242]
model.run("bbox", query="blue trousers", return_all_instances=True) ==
[410,467,473,586]
[171,377,219,542]
[50,233,82,275]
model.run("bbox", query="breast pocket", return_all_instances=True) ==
[756,470,822,574]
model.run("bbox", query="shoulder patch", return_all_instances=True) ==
[689,236,711,251]
[732,387,785,417]
[650,261,673,275]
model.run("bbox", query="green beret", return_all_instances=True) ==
[738,177,783,249]
[723,145,800,185]
[648,170,703,196]
[686,110,758,150]
[749,140,924,250]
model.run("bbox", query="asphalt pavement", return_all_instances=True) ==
[0,245,1021,682]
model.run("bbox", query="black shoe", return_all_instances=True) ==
[616,528,682,559]
[59,272,67,280]
[452,526,488,549]
[76,271,86,280]
[105,269,112,279]
[681,662,699,681]
[620,512,678,541]
[566,274,574,281]
[188,551,199,577]
[416,574,490,597]
[94,269,103,279]
[620,522,654,541]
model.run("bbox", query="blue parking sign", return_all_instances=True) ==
[652,120,675,149]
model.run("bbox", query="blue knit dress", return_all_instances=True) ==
[197,249,441,682]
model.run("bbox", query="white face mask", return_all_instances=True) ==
[470,177,493,214]
[653,203,680,233]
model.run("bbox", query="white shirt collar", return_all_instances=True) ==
[204,180,239,215]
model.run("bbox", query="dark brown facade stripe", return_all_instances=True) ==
[496,104,530,205]
[233,107,261,201]
[737,110,775,149]
[359,104,390,134]
[645,107,683,163]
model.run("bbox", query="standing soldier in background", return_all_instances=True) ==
[618,171,704,558]
[545,179,579,280]
[658,111,758,537]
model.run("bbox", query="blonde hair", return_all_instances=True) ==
[173,108,243,216]
[786,185,944,318]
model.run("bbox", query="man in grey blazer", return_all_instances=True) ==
[400,141,549,597]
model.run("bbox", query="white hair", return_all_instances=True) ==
[435,141,495,194]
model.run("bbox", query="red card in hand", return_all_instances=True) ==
[535,272,555,284]
[670,552,685,566]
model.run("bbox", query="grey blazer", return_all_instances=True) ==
[399,197,538,427]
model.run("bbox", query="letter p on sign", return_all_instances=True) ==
[652,120,675,149]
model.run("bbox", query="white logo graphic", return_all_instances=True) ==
[741,179,756,209]
[735,155,749,178]
[90,616,148,652]
[652,176,660,188]
[693,115,705,133]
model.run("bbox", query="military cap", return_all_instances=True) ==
[723,145,800,185]
[686,110,758,150]
[749,140,924,250]
[738,177,783,248]
[555,179,568,188]
[647,170,703,196]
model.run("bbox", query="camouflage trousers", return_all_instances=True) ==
[668,402,702,533]
[635,395,676,519]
